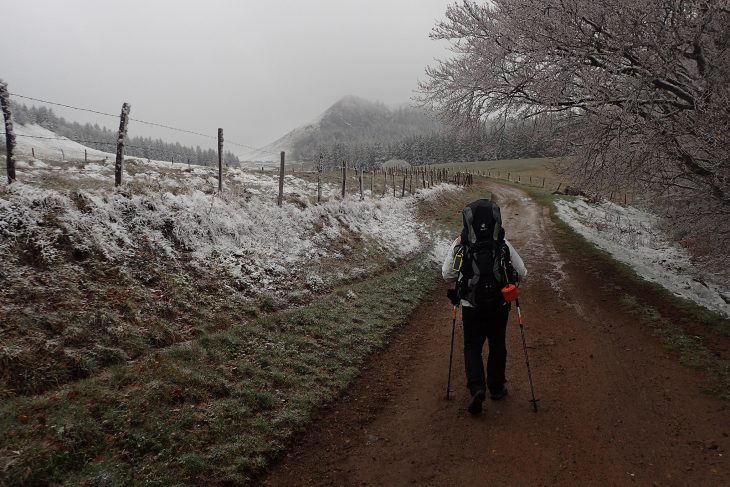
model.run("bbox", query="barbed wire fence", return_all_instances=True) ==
[0,83,482,205]
[0,82,630,205]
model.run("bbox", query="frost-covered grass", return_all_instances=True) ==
[0,257,439,485]
[0,129,475,483]
[554,198,730,319]
[1,147,460,397]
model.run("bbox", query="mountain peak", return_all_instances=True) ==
[239,96,441,164]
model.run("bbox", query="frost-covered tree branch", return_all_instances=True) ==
[419,0,730,268]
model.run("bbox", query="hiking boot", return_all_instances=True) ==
[468,390,486,415]
[490,387,508,401]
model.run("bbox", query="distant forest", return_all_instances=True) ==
[287,96,557,168]
[10,103,241,166]
[314,120,557,169]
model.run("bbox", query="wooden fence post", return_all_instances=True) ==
[409,169,413,193]
[341,161,347,198]
[31,147,35,158]
[114,102,131,187]
[392,171,396,197]
[317,153,323,203]
[382,169,387,196]
[359,168,364,201]
[217,128,224,192]
[0,80,16,183]
[84,149,87,163]
[401,172,406,197]
[277,151,285,206]
[542,178,545,188]
[370,169,374,195]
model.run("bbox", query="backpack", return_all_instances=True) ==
[456,199,519,307]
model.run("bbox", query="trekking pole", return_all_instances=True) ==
[446,304,457,400]
[515,298,539,412]
[501,258,539,413]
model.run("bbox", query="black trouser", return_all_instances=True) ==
[462,301,510,396]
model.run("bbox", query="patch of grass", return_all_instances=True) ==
[0,255,439,485]
[258,294,286,313]
[619,294,730,400]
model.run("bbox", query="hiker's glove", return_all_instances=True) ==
[446,288,460,306]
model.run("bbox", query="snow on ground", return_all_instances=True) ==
[555,198,730,318]
[0,145,458,295]
[1,124,114,161]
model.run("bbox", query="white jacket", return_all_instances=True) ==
[441,236,527,307]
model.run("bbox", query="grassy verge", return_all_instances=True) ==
[0,255,438,485]
[619,294,730,400]
[494,177,730,400]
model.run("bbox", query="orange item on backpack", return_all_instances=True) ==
[501,284,519,303]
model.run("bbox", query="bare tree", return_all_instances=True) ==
[420,0,730,268]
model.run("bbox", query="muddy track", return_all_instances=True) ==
[262,183,729,486]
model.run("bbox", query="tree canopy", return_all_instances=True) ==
[420,0,730,265]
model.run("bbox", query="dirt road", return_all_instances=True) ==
[263,184,729,486]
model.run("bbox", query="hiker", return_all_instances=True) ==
[442,198,527,415]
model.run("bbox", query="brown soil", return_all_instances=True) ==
[262,184,730,486]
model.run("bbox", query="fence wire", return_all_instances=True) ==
[7,91,273,155]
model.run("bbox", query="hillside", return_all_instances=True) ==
[238,96,443,165]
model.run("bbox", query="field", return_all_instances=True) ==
[428,156,563,179]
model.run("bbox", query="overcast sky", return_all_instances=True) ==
[2,0,453,152]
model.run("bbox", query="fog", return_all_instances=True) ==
[2,0,452,151]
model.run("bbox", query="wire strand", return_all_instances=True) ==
[9,93,119,118]
[9,91,269,153]
[3,133,222,162]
